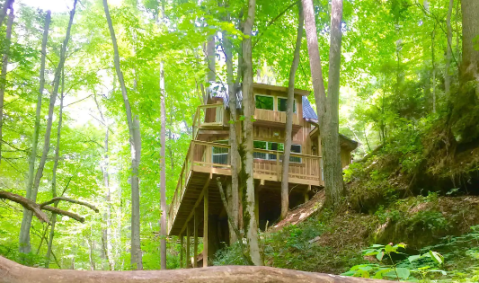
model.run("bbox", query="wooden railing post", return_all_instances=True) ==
[186,223,190,268]
[203,186,209,267]
[180,233,184,268]
[193,208,198,268]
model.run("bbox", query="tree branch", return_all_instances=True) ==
[0,191,49,223]
[40,197,99,213]
[42,206,85,223]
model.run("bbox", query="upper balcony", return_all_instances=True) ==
[192,104,224,139]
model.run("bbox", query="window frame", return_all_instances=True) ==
[254,94,275,111]
[212,140,229,165]
[253,140,302,163]
[277,97,297,113]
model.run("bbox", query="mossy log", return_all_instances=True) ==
[0,256,395,283]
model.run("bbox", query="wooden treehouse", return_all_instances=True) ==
[168,83,358,267]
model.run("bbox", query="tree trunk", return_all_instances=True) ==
[223,28,239,244]
[0,0,12,29]
[102,0,143,270]
[159,61,167,270]
[281,2,303,220]
[241,0,262,266]
[460,0,479,97]
[45,67,65,268]
[0,6,14,165]
[445,0,453,97]
[94,94,114,271]
[19,1,77,255]
[0,256,396,283]
[25,9,50,248]
[302,0,345,209]
[431,24,436,113]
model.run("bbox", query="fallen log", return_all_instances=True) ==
[0,256,395,283]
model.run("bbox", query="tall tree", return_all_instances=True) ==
[460,0,479,97]
[45,67,65,268]
[241,0,262,266]
[24,10,51,247]
[301,0,345,208]
[0,0,12,29]
[280,3,303,220]
[222,27,239,244]
[19,1,77,255]
[159,1,167,270]
[0,5,14,165]
[159,62,167,270]
[445,0,453,98]
[102,0,143,270]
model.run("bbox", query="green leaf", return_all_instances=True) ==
[395,268,411,280]
[429,251,444,265]
[376,250,384,261]
[429,270,447,276]
[385,244,395,254]
[408,255,421,262]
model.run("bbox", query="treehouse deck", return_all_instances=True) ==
[167,140,324,236]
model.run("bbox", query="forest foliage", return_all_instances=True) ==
[0,0,478,281]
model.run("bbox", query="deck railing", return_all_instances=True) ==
[168,140,322,233]
[254,108,299,125]
[192,104,224,139]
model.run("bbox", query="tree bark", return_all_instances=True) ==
[159,61,167,270]
[94,93,114,271]
[431,24,436,113]
[25,10,50,242]
[45,67,65,268]
[19,0,77,255]
[0,6,14,165]
[241,0,262,266]
[102,0,143,270]
[281,2,303,220]
[0,0,12,29]
[301,0,345,208]
[445,0,453,98]
[460,0,479,97]
[0,256,396,283]
[223,28,239,244]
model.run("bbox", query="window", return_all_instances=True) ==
[253,140,301,163]
[212,140,229,165]
[255,95,274,110]
[278,97,296,113]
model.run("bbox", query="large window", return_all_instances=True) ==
[255,95,274,110]
[253,140,301,163]
[212,140,229,165]
[278,97,296,113]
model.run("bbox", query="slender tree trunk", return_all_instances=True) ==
[241,0,262,266]
[281,3,303,220]
[25,10,50,245]
[0,6,14,165]
[460,0,479,97]
[102,0,143,270]
[445,0,453,97]
[19,1,76,255]
[159,61,167,270]
[431,24,436,113]
[223,28,239,244]
[0,0,12,29]
[45,68,65,268]
[302,0,344,208]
